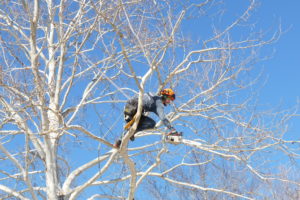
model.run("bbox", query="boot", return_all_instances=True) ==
[130,135,135,141]
[114,139,122,148]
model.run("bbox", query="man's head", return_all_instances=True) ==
[160,88,175,105]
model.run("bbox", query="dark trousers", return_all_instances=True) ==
[125,115,156,133]
[116,115,156,145]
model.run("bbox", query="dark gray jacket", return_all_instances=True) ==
[125,93,173,130]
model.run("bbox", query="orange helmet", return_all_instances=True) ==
[160,88,175,101]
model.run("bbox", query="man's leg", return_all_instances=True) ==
[114,115,133,148]
[136,115,156,131]
[116,115,156,146]
[130,115,156,141]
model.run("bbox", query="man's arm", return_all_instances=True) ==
[155,101,173,130]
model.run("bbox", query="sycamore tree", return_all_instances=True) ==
[0,0,299,199]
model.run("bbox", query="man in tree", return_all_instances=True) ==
[114,88,178,148]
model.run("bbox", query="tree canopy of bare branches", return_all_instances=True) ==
[0,0,299,199]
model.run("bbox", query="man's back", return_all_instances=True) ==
[124,93,172,129]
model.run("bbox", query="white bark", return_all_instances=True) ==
[0,185,30,200]
[0,0,298,199]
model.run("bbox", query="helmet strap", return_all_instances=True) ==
[161,95,169,106]
[161,94,168,100]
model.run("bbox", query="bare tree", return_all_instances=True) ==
[0,0,299,199]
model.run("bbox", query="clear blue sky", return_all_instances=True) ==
[185,0,300,139]
[258,1,300,103]
[257,1,300,137]
[213,0,300,107]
